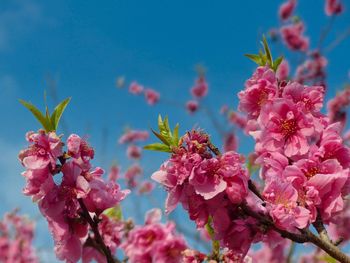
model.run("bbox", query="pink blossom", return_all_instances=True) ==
[129,81,144,95]
[239,66,278,119]
[325,0,343,16]
[279,0,297,20]
[138,180,155,194]
[108,164,120,181]
[258,98,314,157]
[124,164,143,188]
[127,144,142,159]
[182,249,206,263]
[223,133,238,152]
[122,209,186,263]
[228,111,247,130]
[84,178,130,214]
[295,51,327,86]
[276,59,290,81]
[186,100,199,114]
[191,76,208,99]
[118,130,149,144]
[280,22,309,51]
[144,88,160,105]
[263,180,310,232]
[19,130,62,171]
[153,236,187,263]
[0,211,39,263]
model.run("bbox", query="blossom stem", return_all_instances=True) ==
[247,180,264,201]
[207,141,221,156]
[302,229,350,263]
[312,210,332,244]
[286,242,295,263]
[241,203,350,263]
[78,199,116,263]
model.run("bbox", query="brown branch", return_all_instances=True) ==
[312,210,332,244]
[241,202,350,263]
[207,141,221,156]
[78,199,117,263]
[302,229,350,263]
[248,179,264,201]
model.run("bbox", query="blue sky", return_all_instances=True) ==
[0,0,349,261]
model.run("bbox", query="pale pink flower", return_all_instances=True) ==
[118,130,149,144]
[124,164,143,188]
[138,180,155,194]
[276,59,290,81]
[129,81,144,95]
[263,180,311,232]
[84,178,130,214]
[108,164,120,181]
[127,144,142,159]
[144,88,160,105]
[280,22,309,51]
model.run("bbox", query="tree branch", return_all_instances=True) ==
[78,199,117,263]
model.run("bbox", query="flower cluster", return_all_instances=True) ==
[0,211,38,263]
[19,131,130,262]
[122,209,187,263]
[240,65,350,230]
[128,81,160,105]
[152,130,266,259]
[186,75,209,114]
[118,129,155,193]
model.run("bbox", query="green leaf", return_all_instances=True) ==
[103,205,123,221]
[50,97,71,131]
[262,35,273,67]
[272,56,284,72]
[19,99,52,132]
[244,54,262,65]
[173,123,179,145]
[152,129,171,146]
[143,143,171,152]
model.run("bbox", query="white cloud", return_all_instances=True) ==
[0,0,43,51]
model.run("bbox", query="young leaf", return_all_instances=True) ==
[272,56,284,72]
[19,99,52,132]
[173,123,179,146]
[244,54,262,65]
[103,205,123,221]
[50,97,71,131]
[143,143,171,152]
[152,129,170,146]
[262,35,273,66]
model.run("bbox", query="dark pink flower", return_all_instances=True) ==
[186,100,199,114]
[325,0,343,16]
[144,88,160,105]
[191,76,208,99]
[279,0,297,20]
[280,22,309,51]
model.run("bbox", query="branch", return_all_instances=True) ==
[302,228,350,263]
[78,199,117,263]
[248,179,264,201]
[241,202,350,263]
[312,210,332,244]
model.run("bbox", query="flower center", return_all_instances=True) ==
[281,119,298,137]
[303,166,319,179]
